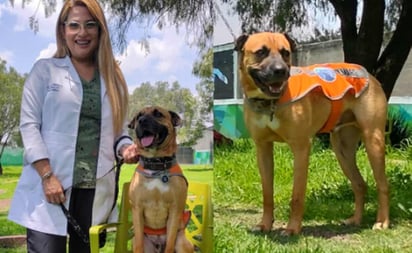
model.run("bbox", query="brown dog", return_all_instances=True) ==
[234,32,389,235]
[128,106,194,253]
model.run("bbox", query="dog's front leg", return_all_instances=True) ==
[164,209,181,253]
[253,141,274,232]
[283,140,311,235]
[131,206,145,253]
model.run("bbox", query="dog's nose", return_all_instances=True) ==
[270,62,288,79]
[138,116,149,125]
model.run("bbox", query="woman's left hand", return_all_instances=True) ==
[121,144,140,164]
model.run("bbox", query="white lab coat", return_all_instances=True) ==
[8,56,133,236]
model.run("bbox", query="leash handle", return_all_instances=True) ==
[60,203,90,244]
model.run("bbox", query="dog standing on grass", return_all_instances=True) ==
[128,106,194,253]
[234,32,389,235]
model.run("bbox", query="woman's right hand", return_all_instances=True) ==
[33,159,66,204]
[42,174,66,204]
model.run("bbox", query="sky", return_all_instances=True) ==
[213,2,241,46]
[213,1,342,46]
[0,0,202,94]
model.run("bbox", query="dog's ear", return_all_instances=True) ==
[128,117,136,130]
[169,110,182,127]
[283,33,297,52]
[234,34,249,51]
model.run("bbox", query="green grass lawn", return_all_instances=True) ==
[0,163,212,252]
[214,139,412,252]
[3,139,412,252]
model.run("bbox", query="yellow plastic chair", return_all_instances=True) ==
[89,181,213,252]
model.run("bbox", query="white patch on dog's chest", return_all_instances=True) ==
[144,179,170,192]
[253,113,280,131]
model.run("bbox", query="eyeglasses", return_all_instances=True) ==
[64,20,99,33]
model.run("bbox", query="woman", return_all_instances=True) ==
[8,0,138,252]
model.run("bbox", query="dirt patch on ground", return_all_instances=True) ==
[0,198,25,248]
[0,198,11,212]
[0,235,26,248]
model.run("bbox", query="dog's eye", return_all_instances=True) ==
[280,48,290,59]
[254,46,269,59]
[153,109,164,118]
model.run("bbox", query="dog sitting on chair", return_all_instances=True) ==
[234,32,389,235]
[128,106,194,253]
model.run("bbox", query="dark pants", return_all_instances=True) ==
[26,188,95,253]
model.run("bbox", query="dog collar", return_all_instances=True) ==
[139,155,176,171]
[246,97,279,121]
[136,160,189,186]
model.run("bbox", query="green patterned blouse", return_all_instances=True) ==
[73,71,101,188]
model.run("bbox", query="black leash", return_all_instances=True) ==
[60,202,91,244]
[60,135,130,245]
[60,160,123,245]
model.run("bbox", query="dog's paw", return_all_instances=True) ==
[341,216,361,226]
[280,228,300,236]
[372,221,389,230]
[280,220,302,236]
[250,223,272,233]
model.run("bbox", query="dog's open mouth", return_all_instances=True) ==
[137,126,168,149]
[249,69,288,97]
[257,81,286,98]
[267,82,284,94]
[138,129,158,148]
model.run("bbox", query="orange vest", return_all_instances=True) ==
[278,63,369,133]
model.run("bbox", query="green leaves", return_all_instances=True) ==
[0,59,24,146]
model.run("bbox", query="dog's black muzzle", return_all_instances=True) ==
[135,115,168,148]
[249,56,290,97]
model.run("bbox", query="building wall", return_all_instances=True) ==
[176,128,213,165]
[294,39,344,65]
[192,128,213,164]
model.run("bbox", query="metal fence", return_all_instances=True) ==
[1,147,23,166]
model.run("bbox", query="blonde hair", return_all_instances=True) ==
[54,0,128,135]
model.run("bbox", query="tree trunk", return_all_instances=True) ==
[332,0,384,69]
[355,0,384,70]
[374,0,412,99]
[331,0,412,100]
[0,134,9,175]
[329,0,358,61]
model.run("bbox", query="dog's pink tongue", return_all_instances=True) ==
[141,136,154,147]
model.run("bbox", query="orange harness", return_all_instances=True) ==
[136,163,191,236]
[278,63,369,133]
[143,210,191,236]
